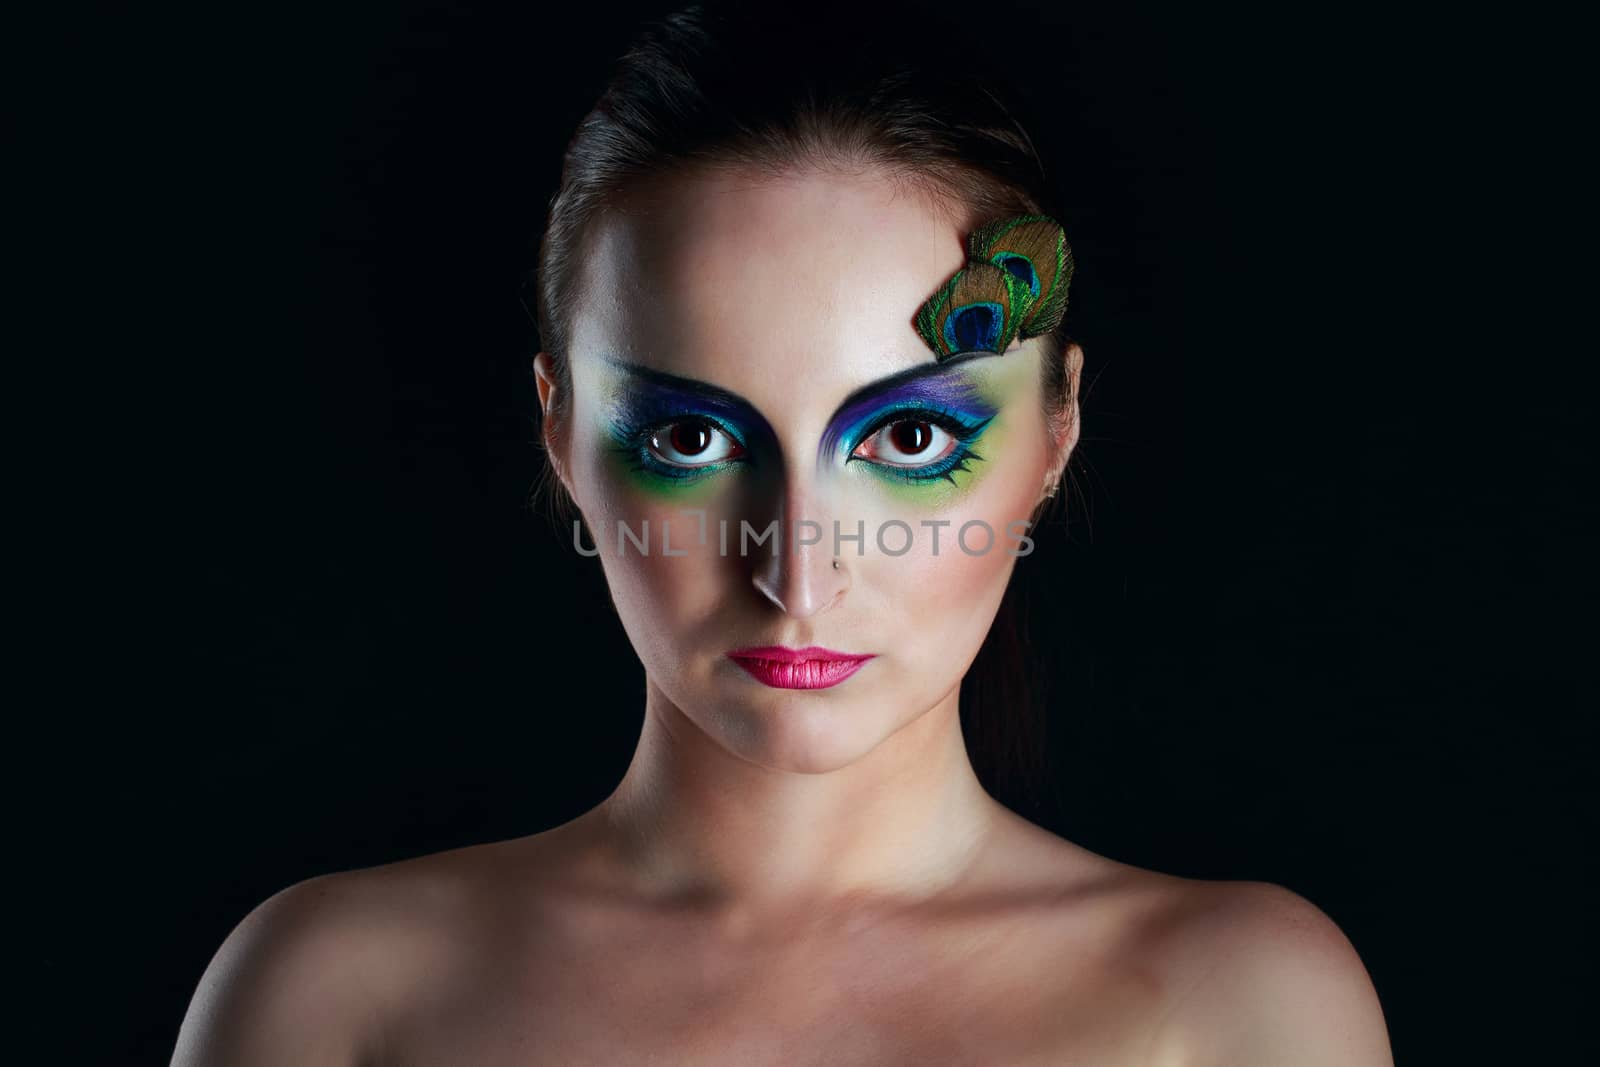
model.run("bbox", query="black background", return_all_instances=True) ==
[32,2,1590,1063]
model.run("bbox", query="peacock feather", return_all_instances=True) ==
[914,260,1032,359]
[914,214,1074,360]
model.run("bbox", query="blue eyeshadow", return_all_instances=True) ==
[818,374,999,464]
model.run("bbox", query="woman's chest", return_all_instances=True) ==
[374,909,1171,1066]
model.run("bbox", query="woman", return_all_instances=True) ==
[172,3,1393,1063]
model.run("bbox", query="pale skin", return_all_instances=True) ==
[171,165,1394,1065]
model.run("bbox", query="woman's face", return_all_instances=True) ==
[539,165,1077,774]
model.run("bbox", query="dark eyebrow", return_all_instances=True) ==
[604,355,768,412]
[824,349,999,419]
[600,349,1000,455]
[598,358,777,454]
[816,349,1003,461]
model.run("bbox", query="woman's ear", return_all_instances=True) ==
[532,351,575,501]
[1047,342,1085,488]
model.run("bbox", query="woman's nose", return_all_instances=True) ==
[749,490,850,618]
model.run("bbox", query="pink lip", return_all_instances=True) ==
[725,645,876,690]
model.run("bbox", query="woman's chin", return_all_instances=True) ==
[702,691,897,775]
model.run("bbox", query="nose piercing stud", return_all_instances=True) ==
[832,558,840,570]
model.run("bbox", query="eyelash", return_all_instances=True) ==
[610,405,994,485]
[846,404,994,485]
[610,414,747,483]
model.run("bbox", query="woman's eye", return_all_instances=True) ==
[851,419,957,467]
[646,419,743,467]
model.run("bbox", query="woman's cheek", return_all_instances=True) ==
[567,434,722,656]
[884,496,1023,664]
[829,468,1021,686]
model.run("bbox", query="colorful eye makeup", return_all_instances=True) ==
[594,352,1007,498]
[597,359,769,491]
[843,404,994,486]
[816,353,1002,491]
[587,215,1067,500]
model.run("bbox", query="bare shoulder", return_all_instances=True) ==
[169,836,537,1067]
[983,817,1391,1065]
[1139,878,1395,1067]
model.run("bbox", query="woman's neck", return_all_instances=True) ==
[589,676,1004,917]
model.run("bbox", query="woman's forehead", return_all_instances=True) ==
[569,167,970,396]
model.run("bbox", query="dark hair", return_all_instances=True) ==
[530,0,1079,818]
